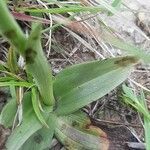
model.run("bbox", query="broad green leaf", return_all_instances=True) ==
[54,56,138,115]
[17,0,118,15]
[31,87,49,127]
[0,70,24,81]
[0,98,17,128]
[6,92,43,150]
[20,114,56,150]
[26,24,54,106]
[55,112,109,150]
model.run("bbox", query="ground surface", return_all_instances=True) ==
[0,0,150,150]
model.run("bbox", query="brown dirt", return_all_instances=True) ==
[0,0,150,150]
[0,125,10,150]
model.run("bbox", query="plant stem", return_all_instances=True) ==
[26,24,55,106]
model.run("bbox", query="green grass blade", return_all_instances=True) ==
[0,77,16,82]
[16,6,105,14]
[144,117,150,150]
[0,70,24,81]
[9,84,16,99]
[26,24,54,106]
[54,56,138,115]
[0,63,7,71]
[122,85,150,120]
[139,90,150,150]
[122,85,150,150]
[0,81,34,88]
[31,87,49,128]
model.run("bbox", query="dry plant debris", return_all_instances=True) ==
[0,0,150,149]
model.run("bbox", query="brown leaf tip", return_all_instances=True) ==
[114,56,139,67]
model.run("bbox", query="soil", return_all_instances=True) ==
[0,0,150,150]
[0,124,10,150]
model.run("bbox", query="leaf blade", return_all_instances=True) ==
[54,57,138,115]
[26,24,54,106]
[6,92,43,150]
[31,87,49,128]
[55,112,109,150]
[20,114,56,150]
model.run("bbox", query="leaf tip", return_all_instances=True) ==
[114,56,139,67]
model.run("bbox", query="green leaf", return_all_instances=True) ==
[144,117,150,150]
[0,98,17,128]
[31,87,49,128]
[20,114,56,150]
[112,0,122,9]
[55,111,109,150]
[139,91,150,150]
[16,6,104,14]
[0,85,17,128]
[6,92,43,150]
[122,86,150,149]
[122,85,150,120]
[0,63,7,71]
[0,77,16,82]
[26,24,54,106]
[54,56,138,115]
[0,0,27,55]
